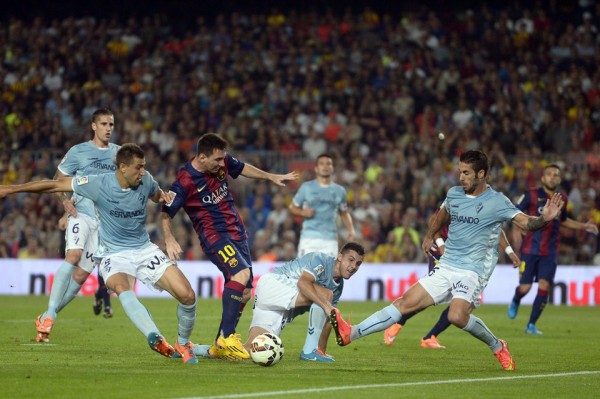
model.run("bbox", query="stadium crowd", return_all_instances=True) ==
[2,1,600,265]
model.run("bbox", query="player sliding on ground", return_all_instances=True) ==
[329,150,564,371]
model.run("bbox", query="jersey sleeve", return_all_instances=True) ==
[142,171,160,198]
[57,146,81,176]
[225,154,245,179]
[498,193,522,221]
[292,183,307,207]
[161,178,187,218]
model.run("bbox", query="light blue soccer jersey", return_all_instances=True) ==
[58,141,120,217]
[292,180,348,240]
[71,172,159,257]
[270,252,344,304]
[440,186,522,279]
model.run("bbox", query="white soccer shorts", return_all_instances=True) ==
[419,264,488,306]
[64,213,99,273]
[98,243,174,293]
[249,273,299,335]
[298,237,338,257]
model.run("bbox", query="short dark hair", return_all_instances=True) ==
[545,163,561,172]
[340,242,365,256]
[316,153,333,164]
[197,133,228,157]
[92,108,113,123]
[116,143,145,166]
[460,150,489,177]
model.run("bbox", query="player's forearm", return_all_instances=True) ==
[288,203,305,217]
[526,215,550,231]
[562,218,587,230]
[53,169,71,202]
[340,212,355,236]
[240,163,273,181]
[7,179,71,195]
[159,213,176,240]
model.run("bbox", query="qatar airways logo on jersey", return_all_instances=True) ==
[91,161,117,171]
[450,214,480,224]
[202,183,228,204]
[109,207,146,218]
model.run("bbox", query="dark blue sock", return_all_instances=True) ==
[529,289,548,325]
[397,311,417,326]
[220,281,245,337]
[423,307,451,339]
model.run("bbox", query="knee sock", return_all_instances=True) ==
[351,304,402,342]
[177,300,197,345]
[119,290,159,337]
[235,302,246,330]
[423,307,451,339]
[44,261,76,320]
[302,303,327,354]
[462,314,502,352]
[220,281,245,337]
[55,276,83,314]
[529,289,548,325]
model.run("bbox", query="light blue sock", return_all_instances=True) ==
[462,314,501,351]
[119,290,159,337]
[55,276,83,313]
[177,300,197,345]
[44,261,76,320]
[192,344,211,358]
[301,304,327,354]
[351,304,402,341]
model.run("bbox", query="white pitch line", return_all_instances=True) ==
[175,370,600,399]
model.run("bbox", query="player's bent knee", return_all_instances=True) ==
[72,267,91,284]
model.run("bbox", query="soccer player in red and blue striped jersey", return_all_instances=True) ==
[160,133,298,359]
[508,164,598,335]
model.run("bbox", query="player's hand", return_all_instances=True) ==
[271,171,299,187]
[542,193,564,221]
[62,197,78,217]
[158,189,176,205]
[303,204,315,218]
[58,214,68,231]
[583,219,599,235]
[165,238,184,261]
[508,252,521,268]
[421,236,434,258]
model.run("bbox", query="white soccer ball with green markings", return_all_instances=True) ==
[250,333,284,366]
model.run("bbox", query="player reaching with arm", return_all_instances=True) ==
[329,150,563,371]
[507,164,598,335]
[160,133,298,361]
[288,153,356,361]
[1,144,199,363]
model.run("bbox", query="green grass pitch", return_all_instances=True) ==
[0,295,598,399]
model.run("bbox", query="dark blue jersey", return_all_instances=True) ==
[516,187,567,259]
[162,154,247,250]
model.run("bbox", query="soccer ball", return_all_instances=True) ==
[250,333,284,366]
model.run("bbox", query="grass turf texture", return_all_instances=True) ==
[1,295,598,399]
